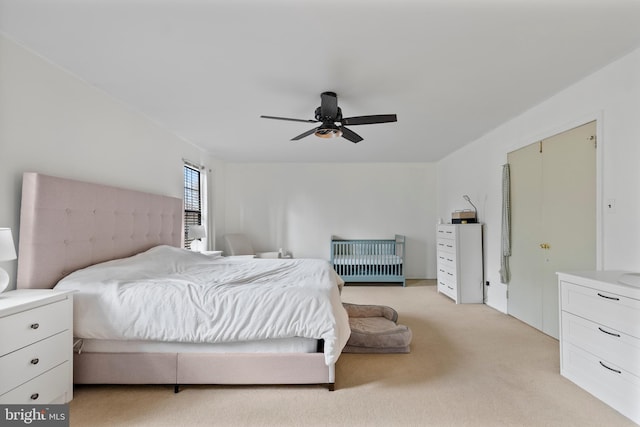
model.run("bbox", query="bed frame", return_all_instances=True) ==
[330,235,406,286]
[17,172,335,391]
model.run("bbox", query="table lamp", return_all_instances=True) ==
[188,225,206,252]
[0,228,17,293]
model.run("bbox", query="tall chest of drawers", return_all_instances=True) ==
[436,224,483,304]
[558,271,640,425]
[0,290,74,404]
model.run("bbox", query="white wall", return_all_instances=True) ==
[6,30,636,297]
[219,163,437,279]
[0,35,213,290]
[437,47,640,313]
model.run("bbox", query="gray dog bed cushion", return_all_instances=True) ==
[342,303,412,354]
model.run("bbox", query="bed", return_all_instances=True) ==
[330,235,406,286]
[16,172,349,391]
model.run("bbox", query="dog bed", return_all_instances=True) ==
[342,303,412,353]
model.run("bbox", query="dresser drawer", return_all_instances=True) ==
[437,264,456,284]
[437,225,456,238]
[0,298,72,356]
[436,250,456,268]
[436,238,456,254]
[561,311,640,378]
[560,281,640,338]
[0,362,71,405]
[0,330,71,395]
[438,279,456,299]
[561,342,640,423]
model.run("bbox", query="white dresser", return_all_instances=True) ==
[0,289,74,404]
[558,271,640,425]
[436,224,483,304]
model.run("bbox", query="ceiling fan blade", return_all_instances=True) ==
[340,126,363,143]
[341,114,397,126]
[291,127,320,141]
[320,92,338,119]
[261,115,318,123]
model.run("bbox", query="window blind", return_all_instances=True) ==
[184,165,201,249]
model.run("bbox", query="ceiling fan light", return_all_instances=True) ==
[314,126,342,139]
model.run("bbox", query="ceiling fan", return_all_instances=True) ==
[260,92,397,143]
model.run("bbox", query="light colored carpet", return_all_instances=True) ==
[68,281,635,426]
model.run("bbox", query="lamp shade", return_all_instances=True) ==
[188,225,206,240]
[0,228,17,261]
[0,228,17,293]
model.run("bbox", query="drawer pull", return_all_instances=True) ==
[597,293,619,301]
[30,358,40,365]
[30,393,39,400]
[30,323,40,330]
[598,327,621,338]
[599,361,622,374]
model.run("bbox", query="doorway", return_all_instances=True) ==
[507,121,597,339]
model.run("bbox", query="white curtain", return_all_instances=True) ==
[500,164,511,283]
[205,167,216,251]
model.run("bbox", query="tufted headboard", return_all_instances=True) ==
[17,172,183,289]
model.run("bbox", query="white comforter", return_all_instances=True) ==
[55,245,350,365]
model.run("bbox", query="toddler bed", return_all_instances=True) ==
[330,235,405,286]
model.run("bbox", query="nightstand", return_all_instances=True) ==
[0,289,74,404]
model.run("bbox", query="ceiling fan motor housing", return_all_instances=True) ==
[315,106,342,123]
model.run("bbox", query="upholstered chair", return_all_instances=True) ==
[223,234,279,258]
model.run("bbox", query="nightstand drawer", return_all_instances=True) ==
[0,298,71,356]
[0,362,70,405]
[0,330,71,395]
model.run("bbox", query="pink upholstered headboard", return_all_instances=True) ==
[17,172,183,289]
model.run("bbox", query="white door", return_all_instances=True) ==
[506,142,544,331]
[507,121,596,338]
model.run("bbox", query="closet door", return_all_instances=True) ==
[540,122,596,337]
[507,142,543,331]
[507,121,596,339]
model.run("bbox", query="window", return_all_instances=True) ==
[184,164,202,249]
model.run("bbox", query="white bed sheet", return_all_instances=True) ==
[55,245,350,365]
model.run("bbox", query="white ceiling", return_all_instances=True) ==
[2,0,640,163]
